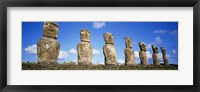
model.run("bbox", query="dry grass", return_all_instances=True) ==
[22,62,178,70]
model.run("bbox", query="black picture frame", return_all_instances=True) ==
[0,0,199,92]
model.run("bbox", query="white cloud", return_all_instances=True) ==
[158,53,163,60]
[92,59,104,65]
[172,50,177,54]
[134,51,140,59]
[153,30,167,34]
[69,48,77,54]
[72,59,77,62]
[93,49,101,55]
[24,44,37,54]
[92,22,106,29]
[93,62,104,65]
[170,30,177,35]
[98,62,104,64]
[155,36,162,44]
[146,51,152,59]
[58,51,69,60]
[167,54,170,58]
[117,59,125,64]
[71,60,78,64]
[146,44,152,49]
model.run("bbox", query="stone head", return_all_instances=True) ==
[125,37,132,48]
[139,42,146,51]
[43,22,59,39]
[80,29,90,42]
[152,45,159,53]
[104,32,114,44]
[161,47,167,55]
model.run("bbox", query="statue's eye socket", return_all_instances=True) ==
[52,23,57,27]
[49,29,54,32]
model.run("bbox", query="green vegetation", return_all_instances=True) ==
[22,62,178,70]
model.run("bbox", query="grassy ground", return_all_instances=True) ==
[22,62,178,70]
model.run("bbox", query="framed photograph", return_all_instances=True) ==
[0,0,199,92]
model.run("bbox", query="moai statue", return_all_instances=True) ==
[103,32,117,65]
[77,30,92,65]
[37,22,60,64]
[139,42,148,65]
[161,47,169,65]
[152,45,160,65]
[124,37,136,66]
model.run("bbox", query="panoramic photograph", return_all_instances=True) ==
[22,22,178,70]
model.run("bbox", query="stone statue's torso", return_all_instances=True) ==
[163,54,169,65]
[77,42,92,65]
[139,51,148,65]
[103,44,117,65]
[152,53,160,65]
[161,47,169,65]
[37,37,60,63]
[124,48,136,65]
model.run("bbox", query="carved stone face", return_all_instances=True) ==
[43,22,59,39]
[125,37,132,48]
[104,32,114,44]
[161,47,166,55]
[80,30,90,42]
[152,45,159,53]
[139,42,146,51]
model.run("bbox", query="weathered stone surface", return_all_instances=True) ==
[161,47,169,65]
[77,30,92,65]
[125,37,133,48]
[103,44,117,65]
[152,45,160,65]
[37,22,60,64]
[43,22,59,39]
[139,42,148,65]
[37,37,60,63]
[104,32,114,44]
[103,32,117,65]
[124,37,136,66]
[80,29,90,42]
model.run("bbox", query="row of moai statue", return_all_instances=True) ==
[139,42,169,66]
[37,22,169,65]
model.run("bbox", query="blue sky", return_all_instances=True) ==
[22,22,178,64]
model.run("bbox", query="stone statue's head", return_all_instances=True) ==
[161,47,166,55]
[104,32,114,44]
[125,37,132,48]
[43,22,59,39]
[80,29,90,42]
[139,42,146,51]
[152,45,159,53]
